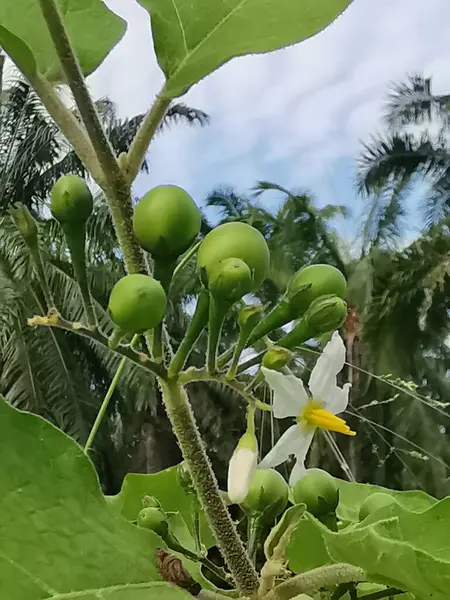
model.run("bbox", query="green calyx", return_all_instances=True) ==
[286,264,347,315]
[10,204,38,247]
[50,174,93,224]
[209,257,253,303]
[242,469,289,523]
[137,507,169,538]
[237,430,258,453]
[238,304,266,331]
[262,346,292,371]
[292,469,339,517]
[108,274,167,336]
[133,185,201,259]
[142,495,163,509]
[198,222,270,292]
[359,492,399,521]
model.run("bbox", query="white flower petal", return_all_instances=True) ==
[308,331,347,401]
[258,425,300,469]
[288,430,315,486]
[262,367,309,419]
[227,447,257,504]
[323,382,352,415]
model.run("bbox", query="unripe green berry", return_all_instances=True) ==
[209,257,253,303]
[11,204,38,246]
[262,346,292,371]
[359,493,399,521]
[137,507,169,538]
[133,185,201,258]
[242,469,289,523]
[305,295,348,335]
[287,264,347,315]
[198,222,270,291]
[293,469,339,517]
[50,175,93,224]
[108,274,166,334]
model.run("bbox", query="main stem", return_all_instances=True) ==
[159,378,258,595]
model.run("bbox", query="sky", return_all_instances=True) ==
[88,0,450,243]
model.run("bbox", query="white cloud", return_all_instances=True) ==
[89,0,450,223]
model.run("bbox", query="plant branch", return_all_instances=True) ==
[27,311,166,379]
[125,88,171,183]
[159,379,259,595]
[264,564,366,600]
[37,0,146,275]
[84,333,140,453]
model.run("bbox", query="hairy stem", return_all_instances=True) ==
[38,0,146,275]
[264,564,366,600]
[84,334,140,453]
[159,379,258,594]
[125,89,171,183]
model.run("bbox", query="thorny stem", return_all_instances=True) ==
[38,0,146,275]
[125,88,171,183]
[27,312,166,379]
[264,564,366,600]
[159,379,259,595]
[84,334,140,453]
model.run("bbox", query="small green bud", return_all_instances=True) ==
[359,493,399,521]
[137,507,169,538]
[142,495,162,509]
[10,204,38,247]
[177,462,195,495]
[305,295,348,336]
[238,304,266,331]
[208,257,253,303]
[292,469,339,517]
[262,346,292,371]
[242,469,289,523]
[287,264,347,316]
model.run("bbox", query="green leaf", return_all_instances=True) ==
[287,517,333,573]
[0,396,163,599]
[336,478,437,524]
[110,467,215,548]
[0,0,126,82]
[138,0,353,97]
[49,582,193,599]
[290,499,450,600]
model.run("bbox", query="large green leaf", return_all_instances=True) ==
[50,582,192,599]
[0,0,126,82]
[289,499,450,599]
[336,478,437,524]
[110,467,214,548]
[138,0,353,97]
[0,396,163,599]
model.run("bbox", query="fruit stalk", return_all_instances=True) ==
[152,259,176,360]
[159,378,259,595]
[207,295,230,373]
[168,289,210,377]
[63,223,97,329]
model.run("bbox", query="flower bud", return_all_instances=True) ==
[227,431,258,504]
[242,468,289,523]
[238,304,266,331]
[293,469,339,517]
[286,264,347,316]
[177,462,195,496]
[10,204,38,247]
[208,257,253,303]
[262,346,292,371]
[305,295,348,336]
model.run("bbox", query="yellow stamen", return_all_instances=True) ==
[298,402,356,437]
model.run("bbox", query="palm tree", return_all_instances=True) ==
[357,74,450,228]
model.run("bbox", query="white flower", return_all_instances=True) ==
[227,432,258,504]
[259,331,354,486]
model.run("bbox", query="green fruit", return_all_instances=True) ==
[242,469,289,522]
[50,175,93,224]
[359,493,399,521]
[262,346,292,371]
[287,264,347,315]
[133,185,201,258]
[198,222,270,291]
[305,295,348,335]
[209,257,253,303]
[108,274,166,334]
[137,507,169,538]
[293,469,339,517]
